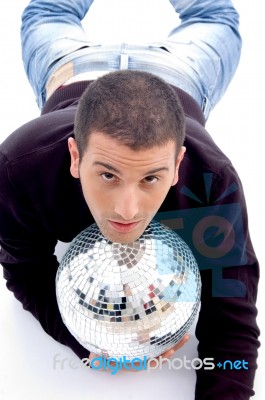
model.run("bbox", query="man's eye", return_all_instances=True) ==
[101,173,117,181]
[143,176,159,184]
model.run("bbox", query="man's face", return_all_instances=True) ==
[69,132,185,243]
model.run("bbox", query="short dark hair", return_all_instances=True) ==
[74,70,185,159]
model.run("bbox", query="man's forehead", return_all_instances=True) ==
[87,131,176,156]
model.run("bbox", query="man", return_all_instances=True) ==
[0,0,260,399]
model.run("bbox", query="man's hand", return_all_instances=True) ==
[88,334,189,373]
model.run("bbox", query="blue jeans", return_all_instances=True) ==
[21,0,242,119]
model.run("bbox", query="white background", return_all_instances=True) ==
[0,1,264,399]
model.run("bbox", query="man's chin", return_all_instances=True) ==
[101,231,142,244]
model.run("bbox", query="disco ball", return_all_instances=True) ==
[56,221,201,361]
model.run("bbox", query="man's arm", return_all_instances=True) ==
[0,150,89,361]
[194,165,260,400]
[1,259,88,361]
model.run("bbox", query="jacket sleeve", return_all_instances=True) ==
[0,151,89,361]
[194,164,260,400]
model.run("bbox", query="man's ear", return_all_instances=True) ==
[172,146,186,186]
[68,137,80,178]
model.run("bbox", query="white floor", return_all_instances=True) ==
[0,1,264,399]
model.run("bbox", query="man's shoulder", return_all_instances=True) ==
[164,117,241,216]
[184,116,232,175]
[0,106,76,163]
[175,87,232,175]
[0,106,77,201]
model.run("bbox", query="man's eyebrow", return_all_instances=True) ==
[146,167,169,174]
[93,161,121,174]
[92,161,169,175]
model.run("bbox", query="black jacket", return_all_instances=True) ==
[0,82,260,399]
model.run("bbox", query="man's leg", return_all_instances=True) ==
[21,0,242,116]
[21,0,95,107]
[161,0,242,118]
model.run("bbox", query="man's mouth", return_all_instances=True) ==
[108,220,141,233]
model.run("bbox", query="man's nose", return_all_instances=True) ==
[114,187,140,221]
